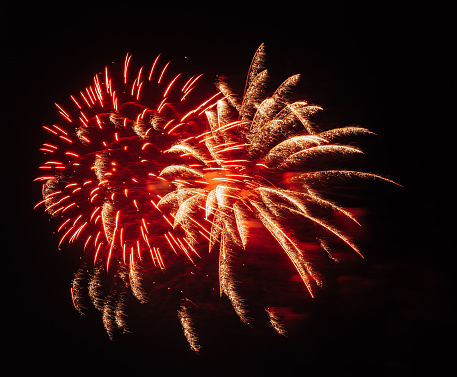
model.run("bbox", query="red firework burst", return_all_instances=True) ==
[36,54,219,269]
[35,54,221,339]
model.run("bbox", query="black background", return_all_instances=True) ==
[4,1,453,376]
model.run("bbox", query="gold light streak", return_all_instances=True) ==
[265,307,287,336]
[251,200,317,297]
[178,303,201,353]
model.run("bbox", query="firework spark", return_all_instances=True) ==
[36,46,398,350]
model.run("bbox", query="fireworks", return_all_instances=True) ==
[36,45,398,350]
[161,43,398,319]
[35,53,220,339]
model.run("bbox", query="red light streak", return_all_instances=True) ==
[167,122,185,135]
[148,54,161,81]
[79,91,91,107]
[70,95,81,109]
[55,103,71,122]
[123,53,132,84]
[163,73,182,98]
[51,124,68,135]
[182,73,203,93]
[157,61,171,84]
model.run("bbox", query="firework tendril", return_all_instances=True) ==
[36,45,398,350]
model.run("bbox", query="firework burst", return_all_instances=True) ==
[35,53,220,338]
[36,45,398,350]
[162,43,399,334]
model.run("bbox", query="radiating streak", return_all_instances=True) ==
[163,73,182,97]
[278,145,363,169]
[233,202,249,249]
[295,170,402,186]
[178,304,201,353]
[318,126,375,141]
[250,201,317,297]
[295,208,363,258]
[157,61,171,84]
[218,229,250,324]
[266,135,328,161]
[265,307,287,336]
[148,54,161,81]
[106,211,120,269]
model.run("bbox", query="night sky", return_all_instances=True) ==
[5,2,453,376]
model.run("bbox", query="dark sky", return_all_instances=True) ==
[4,2,453,376]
